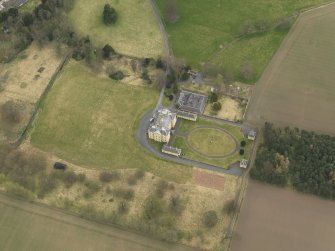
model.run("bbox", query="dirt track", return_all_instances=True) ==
[246,2,335,135]
[231,181,335,251]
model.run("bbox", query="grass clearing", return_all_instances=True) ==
[30,60,191,183]
[246,3,335,135]
[188,128,236,157]
[69,0,164,58]
[154,0,330,80]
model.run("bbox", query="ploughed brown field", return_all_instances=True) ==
[231,180,335,251]
[246,3,335,135]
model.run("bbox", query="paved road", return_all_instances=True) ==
[136,111,244,176]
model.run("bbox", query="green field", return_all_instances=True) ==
[0,194,195,251]
[188,128,236,157]
[172,119,252,168]
[154,0,329,81]
[69,0,164,58]
[31,60,191,183]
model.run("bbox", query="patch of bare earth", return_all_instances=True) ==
[193,169,225,191]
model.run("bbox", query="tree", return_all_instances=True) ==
[255,19,270,33]
[102,44,115,59]
[109,71,124,80]
[212,102,222,111]
[208,92,218,103]
[223,200,236,215]
[240,21,255,36]
[22,13,34,26]
[277,16,293,30]
[240,61,253,81]
[239,149,245,155]
[143,195,164,220]
[1,101,23,124]
[103,4,117,25]
[165,0,179,23]
[152,70,166,90]
[240,140,246,147]
[169,195,185,216]
[203,210,218,228]
[99,171,114,183]
[8,8,19,18]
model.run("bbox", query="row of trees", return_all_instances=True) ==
[251,123,335,199]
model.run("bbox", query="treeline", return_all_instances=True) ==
[251,123,335,199]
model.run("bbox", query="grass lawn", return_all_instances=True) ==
[154,0,330,81]
[30,60,191,183]
[20,0,40,13]
[69,0,164,58]
[188,128,236,156]
[173,119,252,168]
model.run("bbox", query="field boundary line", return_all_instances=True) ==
[0,192,200,251]
[13,52,72,147]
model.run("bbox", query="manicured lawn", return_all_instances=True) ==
[173,119,252,168]
[188,128,236,156]
[154,0,329,81]
[69,0,164,58]
[31,60,191,183]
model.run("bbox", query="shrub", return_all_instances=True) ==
[61,171,78,188]
[1,100,23,124]
[212,102,222,111]
[156,58,165,69]
[99,171,114,183]
[37,173,58,198]
[5,182,35,201]
[109,71,124,80]
[156,179,168,198]
[239,149,245,155]
[141,69,150,81]
[118,201,129,214]
[102,44,115,59]
[113,188,134,200]
[103,4,117,25]
[223,200,236,215]
[83,180,101,198]
[143,195,164,220]
[240,140,246,147]
[134,169,145,180]
[203,210,218,228]
[169,195,185,216]
[22,13,34,26]
[127,175,137,186]
[208,92,218,103]
[77,173,86,183]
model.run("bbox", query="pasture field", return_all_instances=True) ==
[30,60,191,183]
[246,4,335,135]
[0,43,63,143]
[231,181,335,251]
[172,119,252,169]
[0,194,195,251]
[154,0,329,81]
[69,0,164,58]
